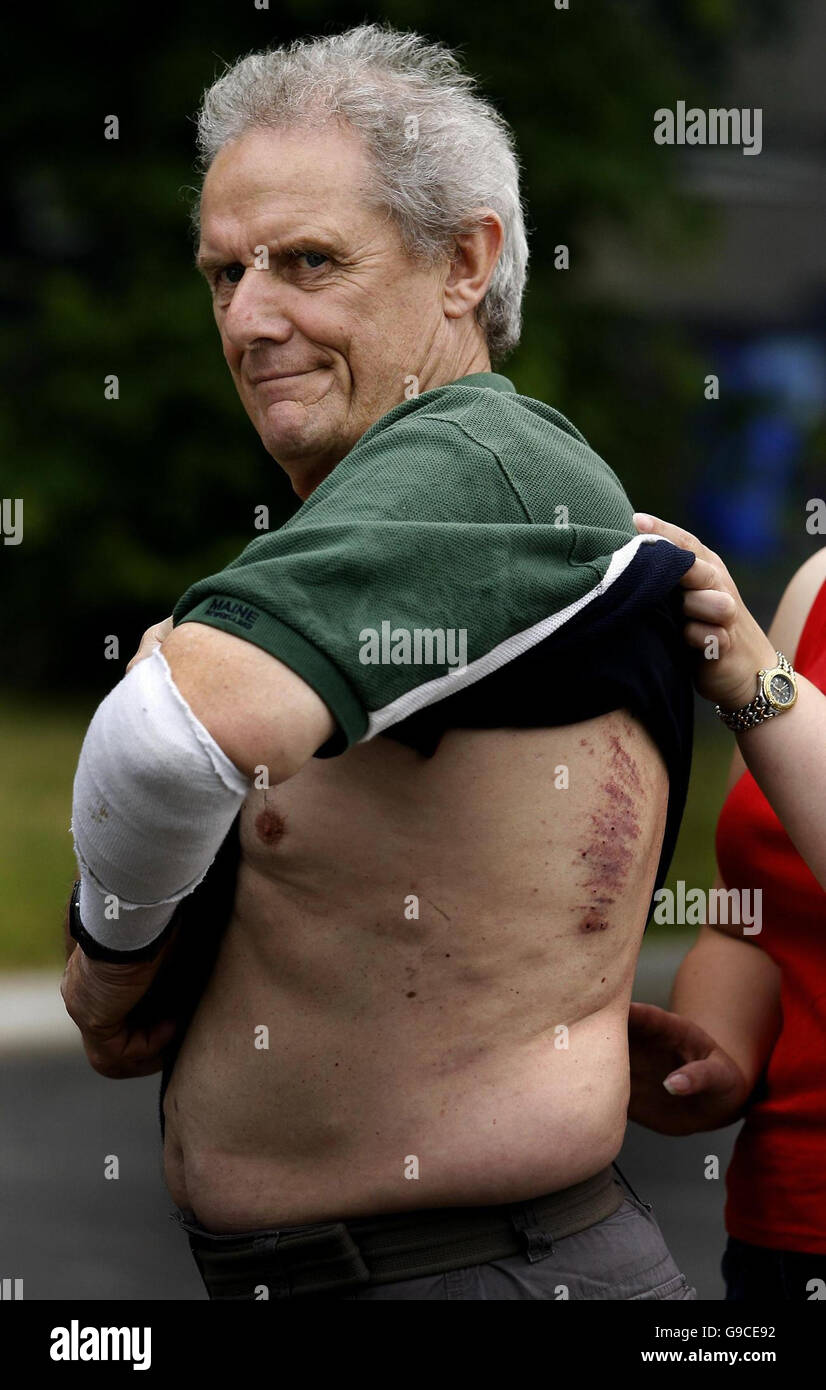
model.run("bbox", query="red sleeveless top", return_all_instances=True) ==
[716,574,826,1254]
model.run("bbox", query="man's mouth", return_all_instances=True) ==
[249,368,319,386]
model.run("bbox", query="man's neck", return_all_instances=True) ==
[290,352,495,499]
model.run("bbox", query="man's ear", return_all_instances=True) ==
[443,211,505,322]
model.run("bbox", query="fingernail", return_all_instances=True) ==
[663,1074,690,1095]
[633,512,655,530]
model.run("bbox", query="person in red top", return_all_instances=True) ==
[626,513,826,1299]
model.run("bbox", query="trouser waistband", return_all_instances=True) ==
[173,1165,625,1299]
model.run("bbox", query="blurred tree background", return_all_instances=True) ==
[1,0,798,691]
[1,0,821,963]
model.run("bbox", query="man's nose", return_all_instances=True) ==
[221,267,293,350]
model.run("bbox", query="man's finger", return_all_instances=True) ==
[84,1019,176,1078]
[126,617,174,673]
[126,633,162,673]
[130,1019,178,1056]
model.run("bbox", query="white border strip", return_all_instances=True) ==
[362,532,676,741]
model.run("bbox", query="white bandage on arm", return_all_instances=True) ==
[71,646,250,950]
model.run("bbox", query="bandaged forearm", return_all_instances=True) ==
[71,647,250,951]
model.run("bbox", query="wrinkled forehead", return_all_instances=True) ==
[198,122,379,246]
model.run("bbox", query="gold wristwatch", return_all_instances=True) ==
[715,650,798,732]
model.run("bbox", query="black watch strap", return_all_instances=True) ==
[68,879,175,963]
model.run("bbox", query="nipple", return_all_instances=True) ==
[255,795,286,846]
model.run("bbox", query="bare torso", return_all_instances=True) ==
[163,710,668,1232]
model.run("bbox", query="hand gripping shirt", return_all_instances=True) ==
[159,373,696,1137]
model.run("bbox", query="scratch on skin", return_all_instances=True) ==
[573,733,642,935]
[424,897,451,923]
[579,915,611,933]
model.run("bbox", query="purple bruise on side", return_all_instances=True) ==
[574,734,643,934]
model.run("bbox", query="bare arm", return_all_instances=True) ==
[670,730,781,1097]
[717,549,826,893]
[628,862,781,1132]
[670,914,781,1097]
[628,547,823,1131]
[634,517,826,893]
[730,672,826,891]
[159,621,335,781]
[62,619,334,1076]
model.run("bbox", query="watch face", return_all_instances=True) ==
[767,672,795,707]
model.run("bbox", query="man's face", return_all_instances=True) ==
[197,123,454,497]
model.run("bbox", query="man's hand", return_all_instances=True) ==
[60,942,179,1079]
[632,513,777,711]
[126,616,174,672]
[628,1002,751,1135]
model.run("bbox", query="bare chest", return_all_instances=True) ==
[231,712,668,1004]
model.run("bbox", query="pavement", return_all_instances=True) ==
[0,933,735,1300]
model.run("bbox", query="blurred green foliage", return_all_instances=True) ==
[1,0,793,692]
[0,696,89,966]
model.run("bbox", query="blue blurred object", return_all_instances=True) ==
[691,335,826,561]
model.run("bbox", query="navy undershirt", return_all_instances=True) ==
[385,581,694,915]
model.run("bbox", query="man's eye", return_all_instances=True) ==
[294,251,328,269]
[217,263,245,285]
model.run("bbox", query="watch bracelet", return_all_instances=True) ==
[714,650,794,732]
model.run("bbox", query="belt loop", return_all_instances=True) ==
[252,1232,282,1253]
[612,1160,652,1212]
[510,1201,555,1263]
[250,1232,290,1297]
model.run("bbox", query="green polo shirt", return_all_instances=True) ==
[172,371,692,758]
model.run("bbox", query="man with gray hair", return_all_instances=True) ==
[62,24,697,1300]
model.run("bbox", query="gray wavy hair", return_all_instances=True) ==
[194,23,529,363]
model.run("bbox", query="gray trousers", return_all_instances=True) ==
[177,1187,697,1301]
[338,1193,697,1300]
